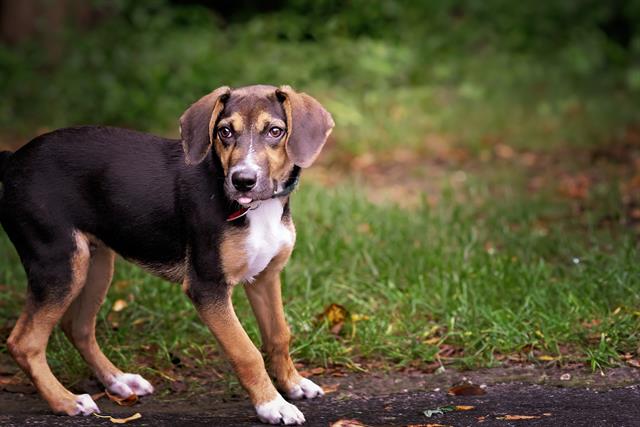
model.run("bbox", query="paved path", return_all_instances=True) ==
[2,368,639,426]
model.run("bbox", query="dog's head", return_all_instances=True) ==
[180,85,334,206]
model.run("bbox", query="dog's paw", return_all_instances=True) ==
[59,394,100,416]
[286,378,324,400]
[107,373,154,397]
[256,394,305,425]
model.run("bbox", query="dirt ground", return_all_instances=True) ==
[1,366,639,426]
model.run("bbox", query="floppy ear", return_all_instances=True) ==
[180,86,231,165]
[276,85,335,168]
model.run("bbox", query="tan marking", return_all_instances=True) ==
[244,243,303,393]
[7,230,92,415]
[255,111,277,132]
[61,240,123,386]
[214,139,232,175]
[186,288,279,405]
[220,227,249,284]
[265,144,292,183]
[207,96,227,146]
[218,112,245,133]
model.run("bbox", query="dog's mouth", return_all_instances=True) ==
[237,196,254,205]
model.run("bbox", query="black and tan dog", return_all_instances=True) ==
[0,85,334,425]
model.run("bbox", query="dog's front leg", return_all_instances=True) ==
[244,251,324,401]
[184,278,306,425]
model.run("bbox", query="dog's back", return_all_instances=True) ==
[0,126,189,271]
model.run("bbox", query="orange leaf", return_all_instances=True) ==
[497,415,541,420]
[330,419,368,427]
[105,389,139,406]
[323,383,340,394]
[94,412,142,424]
[91,391,106,401]
[448,382,486,396]
[112,299,128,312]
[455,405,475,411]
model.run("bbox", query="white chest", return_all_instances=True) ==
[242,199,293,282]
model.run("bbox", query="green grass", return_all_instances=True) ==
[1,175,638,384]
[1,1,639,387]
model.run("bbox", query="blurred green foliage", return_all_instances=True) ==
[1,0,639,152]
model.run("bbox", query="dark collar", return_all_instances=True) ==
[226,165,301,222]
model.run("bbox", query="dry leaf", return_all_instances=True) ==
[407,424,451,427]
[627,359,640,368]
[321,304,349,325]
[91,391,106,401]
[112,299,128,312]
[322,383,340,394]
[537,355,557,361]
[318,303,350,335]
[455,405,475,411]
[560,373,571,381]
[447,382,486,396]
[94,412,142,424]
[497,415,541,420]
[330,419,367,427]
[105,389,139,406]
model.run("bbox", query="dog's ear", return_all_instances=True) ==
[276,85,334,168]
[180,86,231,165]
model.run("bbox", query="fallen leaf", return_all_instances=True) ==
[105,389,139,406]
[447,382,486,396]
[318,304,350,335]
[423,337,441,345]
[627,359,640,368]
[322,383,340,394]
[94,412,142,424]
[330,419,367,427]
[91,391,106,401]
[322,303,349,325]
[537,355,557,361]
[497,415,541,420]
[112,299,128,312]
[560,373,571,381]
[455,405,475,411]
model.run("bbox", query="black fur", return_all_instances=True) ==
[0,126,250,305]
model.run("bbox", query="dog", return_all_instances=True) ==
[0,85,334,425]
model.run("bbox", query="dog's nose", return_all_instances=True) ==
[231,170,257,192]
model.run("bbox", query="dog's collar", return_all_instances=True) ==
[271,165,301,199]
[226,166,301,222]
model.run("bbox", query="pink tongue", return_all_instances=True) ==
[238,197,252,204]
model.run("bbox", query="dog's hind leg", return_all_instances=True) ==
[6,231,100,416]
[60,242,153,398]
[244,249,324,401]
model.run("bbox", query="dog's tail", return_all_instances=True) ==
[0,151,12,182]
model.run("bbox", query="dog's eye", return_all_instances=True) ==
[268,127,284,139]
[218,126,233,139]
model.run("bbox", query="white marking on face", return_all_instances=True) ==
[242,199,293,282]
[286,377,325,400]
[255,394,305,425]
[107,373,154,397]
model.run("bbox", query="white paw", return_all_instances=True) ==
[73,394,100,416]
[256,394,305,425]
[286,378,324,400]
[107,373,154,397]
